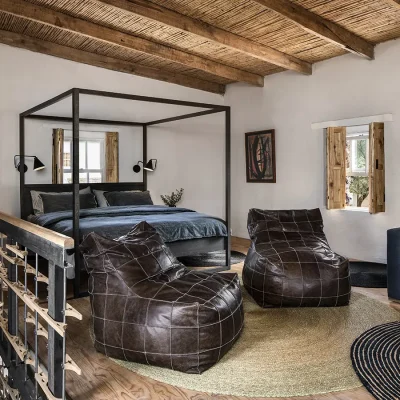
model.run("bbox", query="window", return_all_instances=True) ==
[345,126,370,209]
[63,137,105,184]
[52,130,118,184]
[326,123,385,214]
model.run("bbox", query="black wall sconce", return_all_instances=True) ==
[133,159,157,173]
[14,155,45,173]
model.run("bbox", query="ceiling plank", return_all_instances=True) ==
[0,30,226,94]
[253,0,375,59]
[0,0,263,86]
[94,0,312,75]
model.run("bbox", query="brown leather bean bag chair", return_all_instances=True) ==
[243,208,351,308]
[80,221,243,374]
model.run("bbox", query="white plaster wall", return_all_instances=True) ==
[0,44,225,218]
[147,115,225,216]
[225,39,400,263]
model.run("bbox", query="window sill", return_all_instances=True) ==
[342,206,369,213]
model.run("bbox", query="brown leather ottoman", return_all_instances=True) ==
[80,221,243,374]
[243,208,351,308]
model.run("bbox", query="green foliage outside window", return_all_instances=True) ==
[349,176,369,207]
[356,140,367,169]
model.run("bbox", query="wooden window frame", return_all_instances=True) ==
[326,123,385,214]
[369,122,385,214]
[326,127,347,210]
[52,128,64,184]
[105,132,119,183]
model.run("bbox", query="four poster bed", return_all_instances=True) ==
[19,88,231,298]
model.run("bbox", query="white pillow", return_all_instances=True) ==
[92,189,108,208]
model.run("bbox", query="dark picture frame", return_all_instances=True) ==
[245,129,276,183]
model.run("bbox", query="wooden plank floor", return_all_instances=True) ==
[64,237,400,400]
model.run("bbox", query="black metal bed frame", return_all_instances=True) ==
[19,88,231,298]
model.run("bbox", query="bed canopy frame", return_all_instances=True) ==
[19,88,231,298]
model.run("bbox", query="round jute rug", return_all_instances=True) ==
[112,289,399,398]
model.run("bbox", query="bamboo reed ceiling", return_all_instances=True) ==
[0,0,399,94]
[0,12,233,85]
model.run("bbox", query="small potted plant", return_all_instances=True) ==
[161,188,184,207]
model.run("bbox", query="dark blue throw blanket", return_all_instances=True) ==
[29,205,227,243]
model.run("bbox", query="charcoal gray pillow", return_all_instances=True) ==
[31,187,91,215]
[104,191,153,206]
[93,189,141,208]
[40,192,97,214]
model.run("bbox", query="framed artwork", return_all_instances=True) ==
[245,129,276,183]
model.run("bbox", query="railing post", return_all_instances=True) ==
[4,238,18,390]
[47,261,66,399]
[6,239,17,337]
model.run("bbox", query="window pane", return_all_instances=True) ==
[63,141,71,168]
[79,173,88,183]
[349,176,369,207]
[87,142,101,169]
[89,172,102,183]
[346,140,350,172]
[356,140,367,169]
[79,142,86,169]
[63,172,72,184]
[351,139,367,173]
[346,135,370,208]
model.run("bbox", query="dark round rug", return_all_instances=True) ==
[349,261,387,288]
[178,250,246,267]
[351,321,400,400]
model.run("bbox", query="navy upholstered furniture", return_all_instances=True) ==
[387,228,400,301]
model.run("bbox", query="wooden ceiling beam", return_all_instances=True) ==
[0,30,226,94]
[389,0,400,8]
[253,0,375,59]
[94,0,312,75]
[0,0,263,86]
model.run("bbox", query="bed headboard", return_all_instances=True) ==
[21,182,147,220]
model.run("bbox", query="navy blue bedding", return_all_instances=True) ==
[29,205,227,243]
